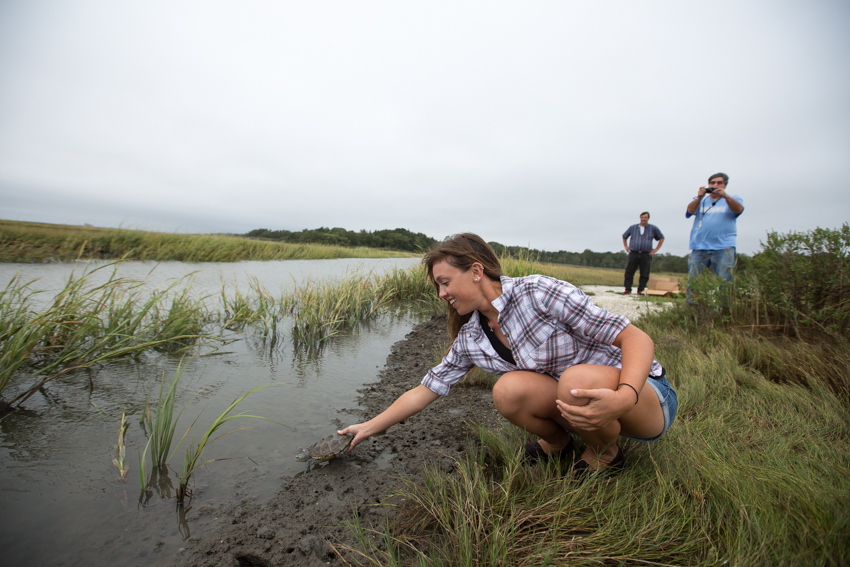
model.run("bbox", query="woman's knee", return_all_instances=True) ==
[557,365,620,402]
[493,371,556,417]
[492,372,525,412]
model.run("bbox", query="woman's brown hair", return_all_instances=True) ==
[422,233,503,339]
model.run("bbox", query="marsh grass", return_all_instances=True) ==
[351,374,848,565]
[0,260,443,406]
[231,257,623,351]
[220,282,257,330]
[220,276,282,333]
[347,297,850,566]
[0,275,39,398]
[0,264,215,406]
[375,266,442,313]
[136,362,287,504]
[0,220,418,263]
[142,363,188,470]
[174,384,285,503]
[282,272,374,345]
[280,265,442,347]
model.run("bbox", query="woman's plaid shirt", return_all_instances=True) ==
[421,275,664,396]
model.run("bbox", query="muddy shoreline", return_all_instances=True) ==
[173,315,505,567]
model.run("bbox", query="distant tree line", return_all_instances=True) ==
[244,227,697,273]
[487,242,691,273]
[244,227,438,252]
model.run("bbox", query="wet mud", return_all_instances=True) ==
[173,315,505,567]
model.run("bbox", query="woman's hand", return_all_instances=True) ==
[556,388,634,431]
[338,385,441,453]
[338,423,371,452]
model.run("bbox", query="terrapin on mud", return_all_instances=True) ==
[294,433,353,462]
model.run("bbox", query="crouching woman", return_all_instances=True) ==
[340,233,677,475]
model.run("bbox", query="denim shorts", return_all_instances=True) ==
[621,373,678,443]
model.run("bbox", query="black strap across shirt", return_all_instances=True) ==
[478,311,516,365]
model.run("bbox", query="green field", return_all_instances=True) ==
[0,220,419,262]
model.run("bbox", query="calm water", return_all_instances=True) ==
[0,257,420,307]
[0,258,426,567]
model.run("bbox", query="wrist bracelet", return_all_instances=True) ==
[617,383,639,404]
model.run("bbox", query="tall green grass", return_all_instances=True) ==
[347,313,850,565]
[174,384,283,503]
[137,360,286,504]
[143,363,188,469]
[279,265,442,346]
[0,264,213,407]
[0,220,418,263]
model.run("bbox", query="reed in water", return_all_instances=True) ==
[0,264,212,408]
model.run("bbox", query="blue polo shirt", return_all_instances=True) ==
[686,194,744,250]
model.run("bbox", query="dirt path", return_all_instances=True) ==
[580,285,673,321]
[173,315,504,567]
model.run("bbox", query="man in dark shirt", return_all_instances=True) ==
[622,212,665,294]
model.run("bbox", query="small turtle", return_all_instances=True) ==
[294,433,354,462]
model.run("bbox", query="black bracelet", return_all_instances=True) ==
[617,383,639,404]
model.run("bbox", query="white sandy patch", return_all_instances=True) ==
[578,285,673,321]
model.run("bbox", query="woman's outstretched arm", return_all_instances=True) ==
[339,384,440,450]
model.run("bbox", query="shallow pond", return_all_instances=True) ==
[0,258,426,566]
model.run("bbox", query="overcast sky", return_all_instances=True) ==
[1,1,848,256]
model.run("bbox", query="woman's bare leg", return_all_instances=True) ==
[492,371,572,453]
[557,364,665,470]
[492,366,665,466]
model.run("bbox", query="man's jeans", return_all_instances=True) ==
[688,248,737,283]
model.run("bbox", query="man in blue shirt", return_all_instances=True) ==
[685,172,744,286]
[622,211,665,294]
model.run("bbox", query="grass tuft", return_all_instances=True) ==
[143,362,189,469]
[174,384,287,504]
[0,264,213,406]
